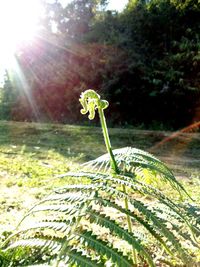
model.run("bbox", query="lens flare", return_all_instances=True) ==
[0,0,43,67]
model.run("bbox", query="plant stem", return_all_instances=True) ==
[98,108,119,174]
[122,184,138,265]
[98,107,137,265]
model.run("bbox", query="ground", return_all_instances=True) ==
[0,120,199,237]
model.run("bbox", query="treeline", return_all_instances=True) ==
[1,0,200,129]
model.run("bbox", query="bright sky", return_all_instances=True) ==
[0,0,42,86]
[59,0,129,11]
[106,0,129,11]
[0,0,129,86]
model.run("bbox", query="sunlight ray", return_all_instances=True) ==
[11,57,40,120]
[0,0,43,70]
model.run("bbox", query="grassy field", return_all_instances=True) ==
[0,120,199,237]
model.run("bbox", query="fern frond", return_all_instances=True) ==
[6,238,60,252]
[57,171,197,241]
[82,147,189,197]
[66,247,103,267]
[4,177,197,265]
[86,209,155,266]
[64,172,189,221]
[19,190,97,227]
[77,229,133,267]
[92,195,190,263]
[15,221,70,236]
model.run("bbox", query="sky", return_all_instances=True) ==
[59,0,129,11]
[0,0,129,86]
[106,0,129,11]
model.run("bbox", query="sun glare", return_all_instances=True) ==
[0,0,43,67]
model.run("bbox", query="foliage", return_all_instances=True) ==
[1,90,199,266]
[1,0,199,128]
[0,71,17,120]
[89,0,200,128]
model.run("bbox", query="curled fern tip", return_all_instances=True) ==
[79,89,109,120]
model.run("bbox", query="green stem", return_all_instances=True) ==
[98,108,119,174]
[98,107,137,265]
[122,184,138,265]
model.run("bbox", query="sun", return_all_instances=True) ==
[0,0,43,67]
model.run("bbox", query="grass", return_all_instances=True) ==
[0,120,199,237]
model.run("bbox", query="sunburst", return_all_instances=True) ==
[0,0,43,68]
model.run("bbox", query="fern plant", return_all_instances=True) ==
[1,90,200,266]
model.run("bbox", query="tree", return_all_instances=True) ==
[6,0,200,128]
[0,70,17,120]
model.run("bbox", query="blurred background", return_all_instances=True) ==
[0,0,199,130]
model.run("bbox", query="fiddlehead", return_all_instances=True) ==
[80,89,119,174]
[79,89,109,120]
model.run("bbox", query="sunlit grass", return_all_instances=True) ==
[0,120,199,234]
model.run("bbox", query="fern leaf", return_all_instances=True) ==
[64,172,188,221]
[87,209,155,267]
[93,195,191,264]
[65,247,103,267]
[82,147,189,197]
[77,229,133,267]
[6,238,59,251]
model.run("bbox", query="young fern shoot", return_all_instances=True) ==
[80,90,119,174]
[79,89,138,263]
